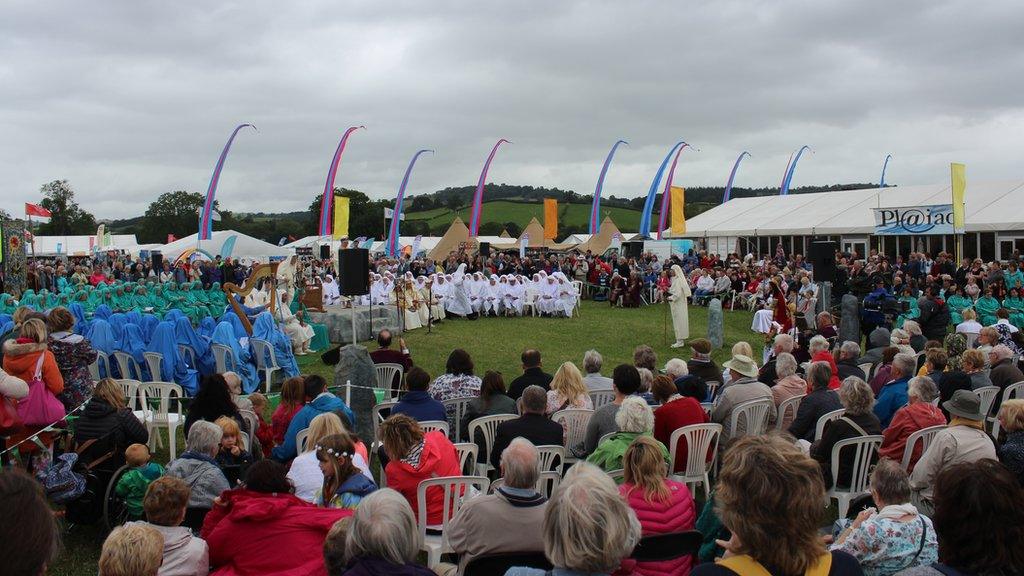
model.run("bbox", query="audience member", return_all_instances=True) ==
[491,385,564,468]
[273,375,354,462]
[772,352,808,430]
[758,333,794,386]
[997,399,1024,485]
[132,476,210,576]
[505,462,641,576]
[271,376,306,446]
[587,397,668,474]
[99,523,164,576]
[687,338,724,386]
[183,374,247,437]
[581,349,613,391]
[368,329,412,394]
[46,306,97,409]
[463,370,518,459]
[546,361,593,413]
[392,366,448,423]
[652,373,708,474]
[879,377,947,472]
[289,412,372,502]
[213,416,253,487]
[835,341,866,381]
[0,469,58,576]
[315,433,378,509]
[115,443,165,520]
[868,347,899,396]
[429,349,483,425]
[74,377,149,460]
[508,349,554,400]
[583,364,642,455]
[165,420,230,525]
[910,390,998,516]
[711,354,775,438]
[987,344,1024,413]
[812,376,882,489]
[379,414,461,525]
[874,353,916,428]
[328,488,435,576]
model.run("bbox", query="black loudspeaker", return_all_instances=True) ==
[623,241,643,259]
[319,245,331,259]
[809,241,838,284]
[151,252,163,271]
[479,242,490,257]
[338,248,370,295]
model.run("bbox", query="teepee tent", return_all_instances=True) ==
[575,217,622,254]
[498,229,512,238]
[428,217,470,260]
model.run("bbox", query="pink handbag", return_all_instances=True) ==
[17,354,66,426]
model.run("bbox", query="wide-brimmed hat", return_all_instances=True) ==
[723,354,759,378]
[943,389,985,420]
[689,338,712,355]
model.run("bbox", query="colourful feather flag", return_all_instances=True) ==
[318,126,365,237]
[639,141,686,238]
[780,145,811,195]
[670,186,686,236]
[200,124,255,240]
[387,149,433,257]
[220,235,238,259]
[880,154,892,188]
[656,143,691,239]
[723,151,750,203]
[468,139,510,237]
[589,140,628,234]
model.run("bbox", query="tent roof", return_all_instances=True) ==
[679,180,1024,237]
[575,217,623,254]
[519,218,548,248]
[428,217,470,260]
[498,229,512,238]
[160,230,291,262]
[31,234,139,256]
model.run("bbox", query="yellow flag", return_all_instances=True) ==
[332,195,350,240]
[670,186,686,236]
[544,198,558,240]
[950,163,966,233]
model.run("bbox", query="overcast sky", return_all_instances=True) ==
[3,1,1023,219]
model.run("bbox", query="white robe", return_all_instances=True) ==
[504,280,523,315]
[276,290,314,348]
[668,265,692,343]
[322,275,341,306]
[446,265,473,316]
[482,281,502,314]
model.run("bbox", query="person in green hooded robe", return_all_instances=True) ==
[894,286,920,329]
[945,284,973,326]
[975,286,1001,326]
[207,282,229,318]
[1003,287,1024,329]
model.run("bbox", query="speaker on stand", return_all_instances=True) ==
[319,244,331,260]
[338,248,371,345]
[151,251,163,272]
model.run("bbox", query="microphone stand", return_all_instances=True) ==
[427,283,433,334]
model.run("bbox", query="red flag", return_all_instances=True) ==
[167,234,177,243]
[25,203,51,217]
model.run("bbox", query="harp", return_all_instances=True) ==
[223,263,279,336]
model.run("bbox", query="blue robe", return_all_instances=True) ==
[163,309,186,324]
[251,312,300,378]
[68,303,89,335]
[93,305,112,321]
[142,314,160,343]
[126,310,144,328]
[108,313,128,343]
[211,322,259,394]
[174,317,215,376]
[147,322,199,395]
[219,310,249,341]
[198,317,217,339]
[86,319,117,378]
[117,324,150,380]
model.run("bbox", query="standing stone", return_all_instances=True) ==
[708,298,724,349]
[332,343,377,443]
[839,294,860,346]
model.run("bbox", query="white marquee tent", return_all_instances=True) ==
[160,230,291,262]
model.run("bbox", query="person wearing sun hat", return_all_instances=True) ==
[910,389,998,516]
[711,354,775,438]
[686,338,723,388]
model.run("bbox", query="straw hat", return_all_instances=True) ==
[723,354,758,379]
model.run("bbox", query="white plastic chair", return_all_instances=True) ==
[900,425,946,473]
[369,401,398,465]
[991,381,1024,437]
[441,397,472,442]
[417,476,490,567]
[776,394,806,430]
[571,280,583,316]
[249,338,282,394]
[597,431,617,446]
[705,381,721,402]
[857,363,874,380]
[112,351,142,381]
[551,408,594,463]
[239,409,260,437]
[974,386,1000,428]
[728,398,774,439]
[178,345,197,369]
[453,443,479,475]
[211,343,236,374]
[815,409,846,441]
[238,431,250,452]
[142,352,163,383]
[467,414,517,476]
[117,379,146,422]
[826,435,882,518]
[489,471,561,498]
[374,363,404,400]
[536,445,565,473]
[420,420,450,438]
[668,423,722,499]
[524,287,539,317]
[141,381,184,459]
[296,428,310,453]
[588,390,616,410]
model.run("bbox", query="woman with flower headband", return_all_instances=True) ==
[314,433,377,510]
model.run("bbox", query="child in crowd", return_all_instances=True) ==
[214,416,252,486]
[247,392,275,458]
[115,443,164,520]
[315,433,377,510]
[133,476,210,576]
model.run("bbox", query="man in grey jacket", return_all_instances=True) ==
[166,420,230,510]
[712,354,776,438]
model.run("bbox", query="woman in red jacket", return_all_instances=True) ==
[202,460,350,576]
[620,436,697,576]
[379,414,461,526]
[652,375,708,474]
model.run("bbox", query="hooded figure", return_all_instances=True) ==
[322,274,341,306]
[198,316,217,339]
[86,319,117,378]
[141,314,161,343]
[68,303,89,335]
[174,316,215,376]
[117,324,150,380]
[220,310,250,342]
[146,322,199,395]
[211,321,259,394]
[252,312,300,379]
[668,264,692,348]
[446,264,473,317]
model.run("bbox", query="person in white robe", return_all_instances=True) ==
[322,274,342,306]
[482,275,502,316]
[468,272,486,313]
[399,273,422,331]
[556,273,576,317]
[667,264,692,348]
[446,263,474,317]
[538,273,559,315]
[433,274,449,312]
[277,289,315,354]
[504,276,524,316]
[413,276,431,325]
[424,275,446,322]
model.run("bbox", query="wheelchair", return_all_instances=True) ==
[55,430,136,532]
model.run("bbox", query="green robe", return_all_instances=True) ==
[976,295,1001,326]
[946,294,973,325]
[1004,296,1024,329]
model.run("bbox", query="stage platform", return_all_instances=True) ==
[307,304,402,344]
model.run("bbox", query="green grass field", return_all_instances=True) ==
[48,300,759,576]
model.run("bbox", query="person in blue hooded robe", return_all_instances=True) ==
[117,324,150,380]
[219,310,250,341]
[141,314,160,343]
[86,318,118,378]
[163,309,186,325]
[93,304,113,321]
[251,312,300,378]
[174,316,215,376]
[198,316,217,339]
[211,321,259,394]
[108,313,128,344]
[147,322,199,395]
[125,310,144,328]
[68,303,89,335]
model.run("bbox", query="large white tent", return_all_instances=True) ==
[160,230,291,262]
[31,234,141,256]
